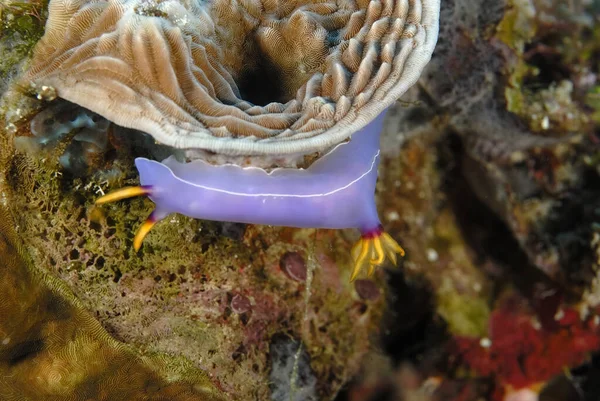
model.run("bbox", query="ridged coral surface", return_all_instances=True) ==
[20,0,438,155]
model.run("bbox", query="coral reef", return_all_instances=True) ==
[1,91,388,399]
[2,55,388,400]
[2,137,385,399]
[335,0,600,399]
[413,0,600,293]
[0,205,225,401]
[0,0,599,400]
[269,336,318,401]
[19,0,439,158]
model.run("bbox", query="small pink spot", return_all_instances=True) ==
[231,294,252,314]
[354,279,380,301]
[504,389,538,401]
[279,251,307,282]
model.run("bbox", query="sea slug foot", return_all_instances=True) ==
[350,230,405,282]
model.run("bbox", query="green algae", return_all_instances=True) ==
[436,277,490,338]
[0,0,48,90]
[497,0,596,135]
[496,0,546,130]
[432,212,490,338]
[495,0,536,52]
[586,86,600,124]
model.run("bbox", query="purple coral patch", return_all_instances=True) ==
[231,293,252,314]
[354,279,380,301]
[279,252,307,282]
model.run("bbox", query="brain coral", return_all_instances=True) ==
[20,0,439,156]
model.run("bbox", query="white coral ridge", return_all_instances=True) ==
[23,0,440,156]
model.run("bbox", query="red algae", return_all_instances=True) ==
[450,295,600,400]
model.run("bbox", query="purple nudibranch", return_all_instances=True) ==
[97,112,404,281]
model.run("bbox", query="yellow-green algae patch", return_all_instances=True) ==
[0,0,48,91]
[432,211,490,338]
[0,204,225,400]
[497,0,595,135]
[587,85,600,125]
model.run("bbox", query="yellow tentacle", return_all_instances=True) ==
[371,236,385,266]
[351,238,363,262]
[96,186,150,204]
[133,216,157,251]
[386,248,398,266]
[350,239,370,282]
[381,232,405,257]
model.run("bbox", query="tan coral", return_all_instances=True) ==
[21,0,439,156]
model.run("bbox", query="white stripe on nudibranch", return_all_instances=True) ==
[150,150,380,198]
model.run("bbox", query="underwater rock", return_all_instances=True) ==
[415,0,600,292]
[461,138,600,292]
[269,336,317,401]
[337,1,600,399]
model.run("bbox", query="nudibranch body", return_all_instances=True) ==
[98,112,404,280]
